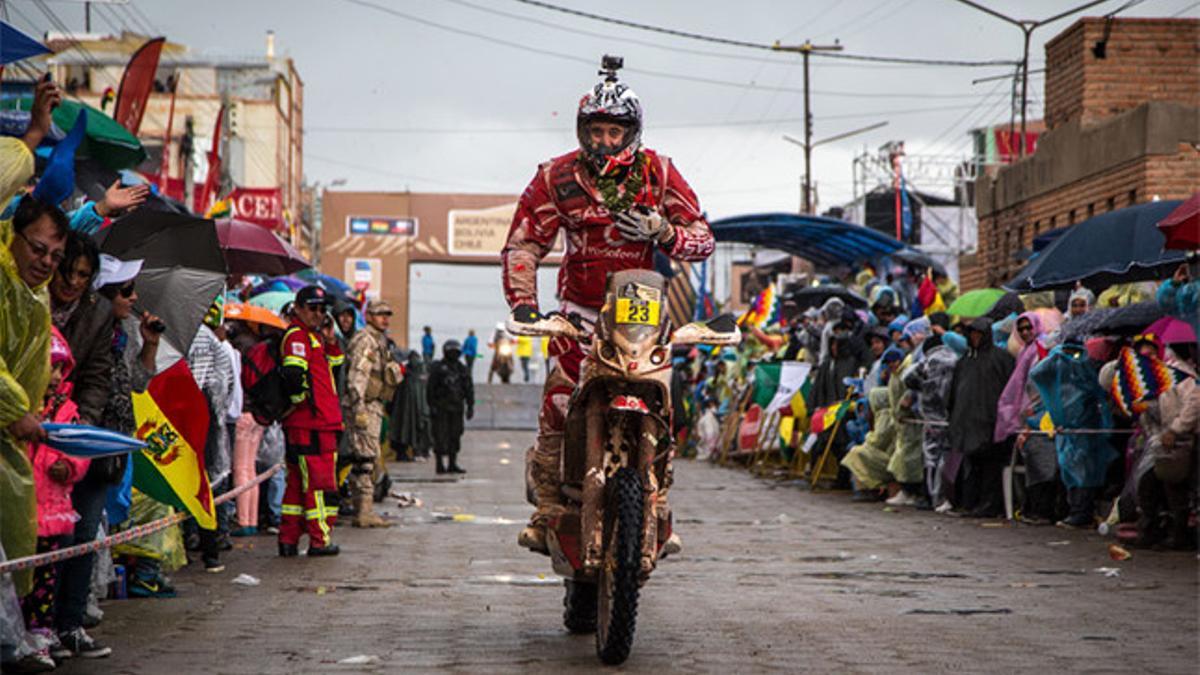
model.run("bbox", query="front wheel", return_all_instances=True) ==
[595,467,643,665]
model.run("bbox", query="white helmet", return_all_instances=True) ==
[576,55,642,174]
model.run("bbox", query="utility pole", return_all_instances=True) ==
[953,0,1109,157]
[772,40,843,213]
[783,120,887,214]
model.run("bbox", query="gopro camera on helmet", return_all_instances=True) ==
[600,54,623,81]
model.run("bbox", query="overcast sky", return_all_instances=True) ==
[11,0,1198,219]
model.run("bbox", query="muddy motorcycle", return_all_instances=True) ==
[509,269,739,665]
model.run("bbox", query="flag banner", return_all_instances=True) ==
[766,362,812,413]
[1110,346,1187,418]
[752,361,782,409]
[131,360,216,529]
[113,37,165,135]
[738,284,779,329]
[808,402,846,436]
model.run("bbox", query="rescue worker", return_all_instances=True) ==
[345,299,403,527]
[501,57,714,553]
[278,285,345,557]
[427,339,473,475]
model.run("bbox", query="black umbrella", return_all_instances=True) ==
[890,247,948,277]
[784,284,868,313]
[1004,200,1186,292]
[1059,302,1165,342]
[1092,302,1165,337]
[96,209,227,355]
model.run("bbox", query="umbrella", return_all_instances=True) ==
[784,285,867,313]
[215,218,310,276]
[890,248,947,277]
[42,423,146,458]
[0,20,50,65]
[1091,302,1165,338]
[250,276,306,296]
[225,302,287,330]
[1143,316,1196,345]
[247,290,295,314]
[294,268,355,301]
[1005,200,1186,292]
[946,288,1006,318]
[97,210,228,355]
[986,291,1025,322]
[1157,191,1200,251]
[52,100,146,171]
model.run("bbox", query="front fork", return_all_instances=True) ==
[580,400,669,572]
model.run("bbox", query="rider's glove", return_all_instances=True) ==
[613,209,674,246]
[512,304,541,324]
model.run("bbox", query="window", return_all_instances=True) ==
[1107,196,1116,212]
[1087,203,1095,218]
[1128,188,1137,205]
[1068,209,1076,225]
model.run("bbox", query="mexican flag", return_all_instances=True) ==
[131,360,216,529]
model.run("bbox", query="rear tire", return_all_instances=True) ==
[562,580,597,634]
[595,467,643,665]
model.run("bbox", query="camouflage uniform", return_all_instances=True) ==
[345,301,403,527]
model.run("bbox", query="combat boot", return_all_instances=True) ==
[352,495,392,528]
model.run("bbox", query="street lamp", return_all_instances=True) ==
[782,120,888,214]
[952,0,1110,157]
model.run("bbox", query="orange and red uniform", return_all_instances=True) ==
[278,319,345,548]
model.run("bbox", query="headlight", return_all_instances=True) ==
[599,342,617,362]
[649,347,666,366]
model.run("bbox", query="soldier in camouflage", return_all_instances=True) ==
[344,299,404,528]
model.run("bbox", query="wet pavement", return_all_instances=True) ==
[63,429,1197,673]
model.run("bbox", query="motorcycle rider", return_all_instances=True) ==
[502,57,714,553]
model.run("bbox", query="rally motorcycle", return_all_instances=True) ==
[509,269,739,665]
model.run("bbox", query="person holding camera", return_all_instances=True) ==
[500,56,714,553]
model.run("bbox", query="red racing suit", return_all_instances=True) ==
[278,320,345,547]
[502,148,714,316]
[501,148,714,523]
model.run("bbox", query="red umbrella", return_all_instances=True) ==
[1157,191,1200,251]
[215,218,310,276]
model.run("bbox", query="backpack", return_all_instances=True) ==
[242,337,290,425]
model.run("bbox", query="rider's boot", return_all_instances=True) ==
[518,437,564,554]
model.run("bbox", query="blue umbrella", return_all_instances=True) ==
[1004,200,1187,292]
[42,423,147,458]
[1,20,50,65]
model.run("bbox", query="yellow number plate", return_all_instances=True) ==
[615,298,660,326]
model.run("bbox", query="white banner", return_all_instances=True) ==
[766,361,812,413]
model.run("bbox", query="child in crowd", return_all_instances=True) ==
[20,327,90,660]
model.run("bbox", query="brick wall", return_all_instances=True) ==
[970,142,1200,289]
[1044,18,1200,130]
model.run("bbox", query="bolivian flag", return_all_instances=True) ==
[808,401,847,435]
[131,360,216,529]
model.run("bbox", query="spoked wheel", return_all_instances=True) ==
[562,579,597,634]
[595,466,643,665]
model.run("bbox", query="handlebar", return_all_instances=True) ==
[505,311,588,341]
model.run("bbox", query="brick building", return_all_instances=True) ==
[964,17,1200,290]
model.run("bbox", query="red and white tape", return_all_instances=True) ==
[0,464,283,575]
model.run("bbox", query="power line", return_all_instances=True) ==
[303,102,993,136]
[343,0,1009,99]
[305,152,505,191]
[508,0,1019,67]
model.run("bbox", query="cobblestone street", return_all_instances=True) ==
[65,429,1198,673]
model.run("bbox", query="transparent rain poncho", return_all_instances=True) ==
[0,138,46,596]
[1030,345,1117,489]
